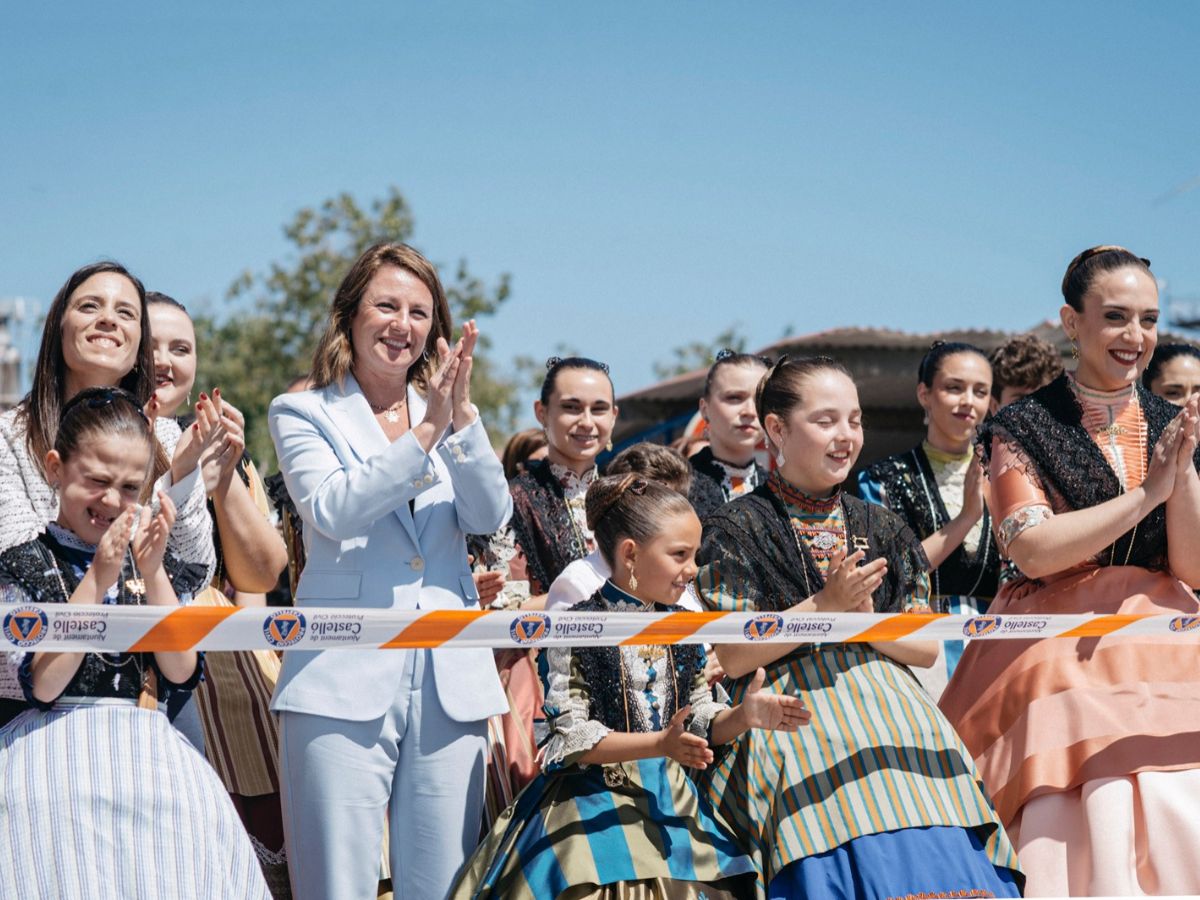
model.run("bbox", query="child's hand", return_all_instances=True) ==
[739,667,812,732]
[814,548,886,612]
[473,570,506,607]
[93,507,138,591]
[657,706,715,770]
[131,491,176,575]
[703,654,725,687]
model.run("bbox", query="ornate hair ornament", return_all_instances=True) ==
[545,355,610,374]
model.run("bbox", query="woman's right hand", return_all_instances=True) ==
[658,706,715,769]
[812,548,887,612]
[92,506,138,593]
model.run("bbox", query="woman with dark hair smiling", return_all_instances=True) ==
[687,349,770,521]
[0,261,222,726]
[941,246,1200,895]
[858,340,999,694]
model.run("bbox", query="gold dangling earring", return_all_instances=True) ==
[606,439,613,452]
[1071,339,1080,361]
[628,565,638,592]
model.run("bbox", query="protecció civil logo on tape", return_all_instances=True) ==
[263,610,307,648]
[3,606,49,648]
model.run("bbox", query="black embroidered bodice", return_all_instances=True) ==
[508,459,593,595]
[699,485,934,616]
[0,529,207,709]
[687,446,769,521]
[979,374,1199,572]
[563,591,708,735]
[859,445,999,599]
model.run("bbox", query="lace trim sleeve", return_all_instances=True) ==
[541,645,610,769]
[684,661,729,740]
[998,504,1054,552]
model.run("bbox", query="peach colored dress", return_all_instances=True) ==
[940,379,1200,896]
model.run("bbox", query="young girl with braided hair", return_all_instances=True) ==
[451,475,810,900]
[0,387,268,897]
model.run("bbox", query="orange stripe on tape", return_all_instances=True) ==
[1057,614,1147,639]
[620,612,718,646]
[847,613,948,643]
[382,610,481,648]
[128,607,239,652]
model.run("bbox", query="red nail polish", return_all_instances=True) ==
[193,423,199,431]
[199,392,208,401]
[213,388,220,397]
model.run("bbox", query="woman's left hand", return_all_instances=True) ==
[200,392,247,495]
[1174,395,1200,480]
[132,490,176,575]
[452,320,479,431]
[739,667,812,732]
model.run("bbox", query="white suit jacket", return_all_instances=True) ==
[267,375,511,722]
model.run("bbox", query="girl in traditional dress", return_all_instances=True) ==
[453,475,810,900]
[697,357,1022,899]
[858,341,999,693]
[940,246,1200,896]
[546,442,694,611]
[0,387,268,898]
[688,350,770,521]
[482,356,619,821]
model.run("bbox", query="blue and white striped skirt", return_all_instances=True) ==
[0,700,269,899]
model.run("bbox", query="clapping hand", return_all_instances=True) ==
[738,667,812,732]
[422,320,481,436]
[1173,395,1200,482]
[131,490,175,577]
[93,507,139,593]
[814,548,887,612]
[199,391,248,495]
[170,392,228,485]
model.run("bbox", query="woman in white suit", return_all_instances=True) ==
[268,242,512,900]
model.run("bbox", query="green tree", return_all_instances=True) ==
[652,325,747,379]
[194,187,521,469]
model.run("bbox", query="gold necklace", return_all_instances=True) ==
[367,398,406,423]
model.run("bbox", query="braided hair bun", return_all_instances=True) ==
[584,474,695,565]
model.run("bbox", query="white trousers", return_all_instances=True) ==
[278,649,488,900]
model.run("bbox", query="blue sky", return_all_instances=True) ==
[2,2,1198,421]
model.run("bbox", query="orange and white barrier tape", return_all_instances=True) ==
[3,605,1200,652]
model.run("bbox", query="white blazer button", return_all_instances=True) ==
[411,556,424,571]
[412,480,422,488]
[424,473,434,484]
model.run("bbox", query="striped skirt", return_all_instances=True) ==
[451,757,757,900]
[704,644,1022,896]
[0,701,270,899]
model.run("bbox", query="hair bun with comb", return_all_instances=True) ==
[585,474,645,531]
